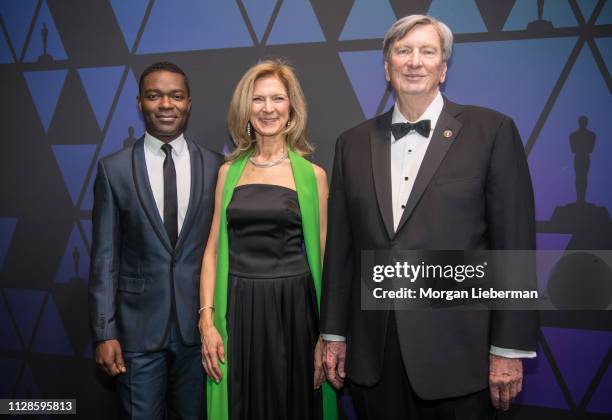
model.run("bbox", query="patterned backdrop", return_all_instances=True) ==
[0,0,611,418]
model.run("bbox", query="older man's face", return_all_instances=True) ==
[384,24,447,101]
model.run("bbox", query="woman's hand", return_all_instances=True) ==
[199,318,225,383]
[314,336,325,389]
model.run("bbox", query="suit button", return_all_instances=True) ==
[401,205,406,209]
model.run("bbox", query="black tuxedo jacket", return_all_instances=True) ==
[321,98,538,399]
[88,138,223,352]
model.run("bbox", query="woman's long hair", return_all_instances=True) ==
[226,59,313,161]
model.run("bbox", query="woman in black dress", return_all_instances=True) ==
[199,60,336,420]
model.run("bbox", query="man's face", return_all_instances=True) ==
[138,70,191,142]
[384,24,447,101]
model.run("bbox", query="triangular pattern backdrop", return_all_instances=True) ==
[339,0,396,40]
[0,30,13,63]
[542,327,612,407]
[515,343,569,409]
[137,0,253,53]
[339,50,388,119]
[529,44,612,221]
[444,37,576,143]
[23,0,67,62]
[266,0,326,45]
[0,0,38,58]
[77,66,124,130]
[504,0,577,30]
[242,0,277,43]
[23,69,68,132]
[427,0,487,33]
[1,1,612,418]
[109,0,149,51]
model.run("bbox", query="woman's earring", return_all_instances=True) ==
[246,121,252,138]
[286,119,292,128]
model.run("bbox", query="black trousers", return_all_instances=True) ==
[349,313,496,420]
[116,321,205,420]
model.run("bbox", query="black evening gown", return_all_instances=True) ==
[226,184,322,420]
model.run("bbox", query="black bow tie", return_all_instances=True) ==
[391,120,431,139]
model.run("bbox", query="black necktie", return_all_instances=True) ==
[161,144,178,247]
[391,120,431,139]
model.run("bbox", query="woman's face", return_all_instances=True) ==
[250,75,291,140]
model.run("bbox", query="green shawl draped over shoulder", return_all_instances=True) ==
[207,149,338,420]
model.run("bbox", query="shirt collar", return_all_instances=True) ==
[144,132,187,156]
[391,92,444,141]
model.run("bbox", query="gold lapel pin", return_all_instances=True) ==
[443,129,453,138]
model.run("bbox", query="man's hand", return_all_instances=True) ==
[95,339,126,376]
[489,354,523,411]
[323,340,346,389]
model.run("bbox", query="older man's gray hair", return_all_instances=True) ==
[382,15,454,62]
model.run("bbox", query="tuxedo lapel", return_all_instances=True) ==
[394,100,463,237]
[175,140,203,251]
[132,138,173,253]
[370,110,395,240]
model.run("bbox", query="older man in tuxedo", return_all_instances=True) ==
[321,15,537,419]
[89,61,222,419]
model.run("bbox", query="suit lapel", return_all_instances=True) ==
[370,110,395,240]
[394,100,463,237]
[175,140,203,251]
[132,138,173,253]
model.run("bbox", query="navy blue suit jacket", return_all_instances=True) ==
[88,138,223,351]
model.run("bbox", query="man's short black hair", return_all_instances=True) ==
[139,61,190,96]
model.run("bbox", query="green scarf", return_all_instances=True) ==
[207,149,338,420]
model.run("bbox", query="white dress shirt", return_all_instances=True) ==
[391,92,443,230]
[144,132,191,235]
[323,93,536,358]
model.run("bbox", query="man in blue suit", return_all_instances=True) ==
[89,62,223,419]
